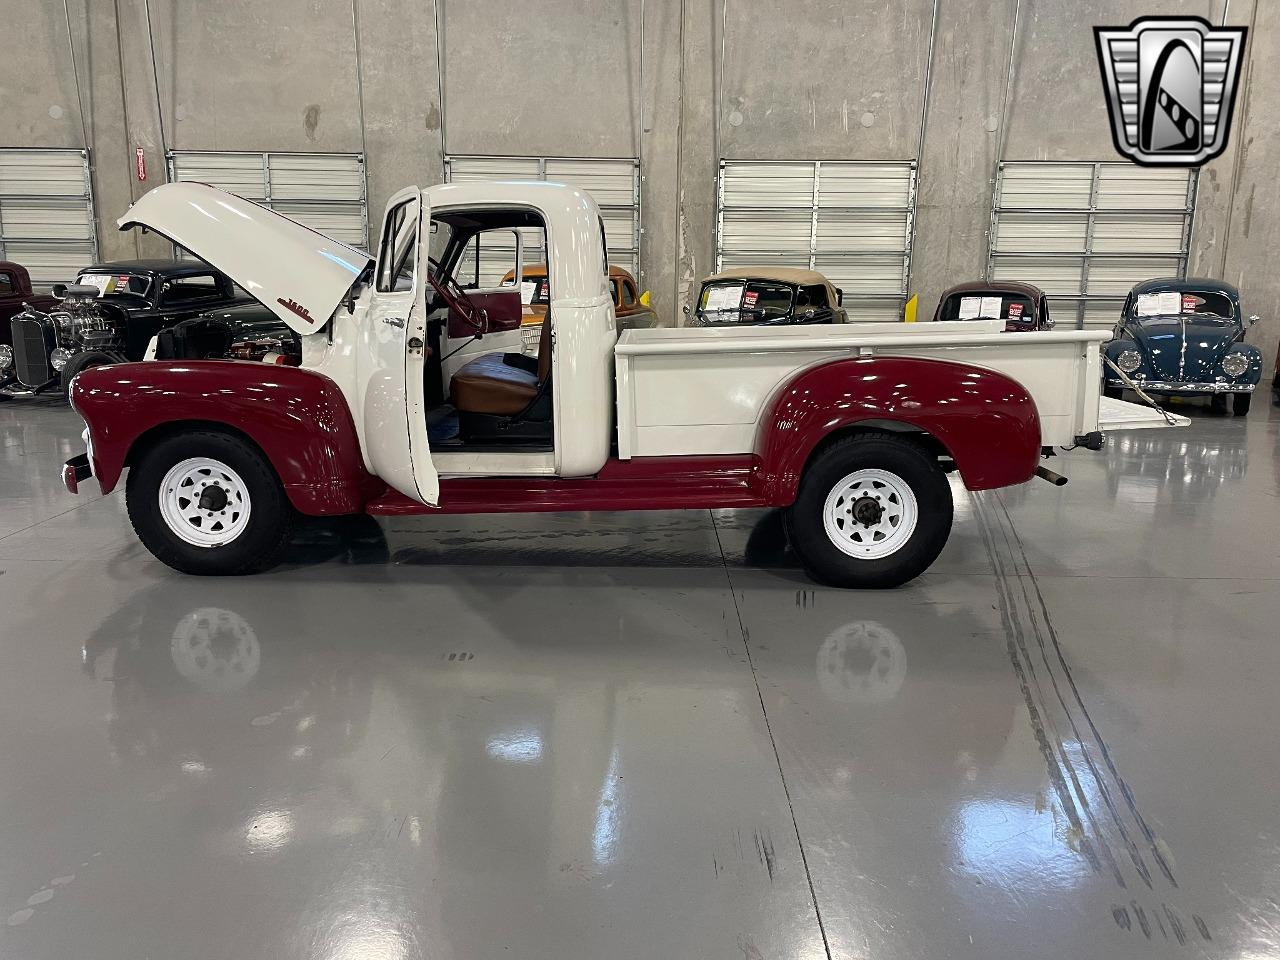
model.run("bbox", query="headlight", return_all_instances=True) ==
[0,343,12,370]
[1116,349,1143,373]
[50,347,73,372]
[1222,353,1249,377]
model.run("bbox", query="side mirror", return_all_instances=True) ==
[1248,314,1260,327]
[835,288,844,307]
[682,304,691,317]
[801,308,818,319]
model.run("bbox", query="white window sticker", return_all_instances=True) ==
[704,284,744,312]
[519,280,536,305]
[957,296,982,320]
[78,274,111,297]
[980,295,1003,319]
[1137,291,1181,316]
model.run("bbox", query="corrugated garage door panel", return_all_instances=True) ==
[167,151,368,248]
[0,148,97,287]
[987,161,1195,329]
[718,159,917,320]
[445,155,641,281]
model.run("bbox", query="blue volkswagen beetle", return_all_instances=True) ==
[1103,278,1263,416]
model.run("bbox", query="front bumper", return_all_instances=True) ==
[63,453,92,494]
[1105,379,1255,394]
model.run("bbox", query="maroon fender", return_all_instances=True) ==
[755,356,1041,501]
[70,361,380,514]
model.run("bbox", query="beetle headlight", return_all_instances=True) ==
[0,343,12,370]
[50,347,73,372]
[1116,349,1143,373]
[1222,353,1249,377]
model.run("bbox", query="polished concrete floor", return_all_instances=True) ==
[1,396,1277,960]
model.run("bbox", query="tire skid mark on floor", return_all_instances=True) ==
[972,490,1211,944]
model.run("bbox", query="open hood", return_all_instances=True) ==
[119,182,374,334]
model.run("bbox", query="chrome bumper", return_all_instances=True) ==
[1106,380,1255,393]
[63,453,91,494]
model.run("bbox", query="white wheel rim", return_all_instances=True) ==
[158,457,252,548]
[822,468,919,560]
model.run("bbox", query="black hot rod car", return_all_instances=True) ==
[3,260,254,397]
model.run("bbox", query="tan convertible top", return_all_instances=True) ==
[702,266,831,287]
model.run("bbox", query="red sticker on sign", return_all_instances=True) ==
[743,291,758,308]
[135,146,146,182]
[1181,294,1198,313]
[1007,302,1023,318]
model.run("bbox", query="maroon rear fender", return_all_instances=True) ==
[756,356,1041,500]
[70,361,379,514]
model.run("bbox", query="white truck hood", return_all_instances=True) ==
[118,182,374,334]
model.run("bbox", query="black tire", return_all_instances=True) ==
[1233,392,1251,416]
[784,433,954,589]
[1209,393,1229,416]
[59,350,117,399]
[1102,386,1123,400]
[126,430,296,575]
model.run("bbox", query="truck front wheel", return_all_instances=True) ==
[126,431,295,575]
[785,433,953,589]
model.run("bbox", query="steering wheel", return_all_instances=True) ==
[428,270,486,334]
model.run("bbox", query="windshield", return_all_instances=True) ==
[1133,289,1234,320]
[697,280,794,322]
[77,272,153,299]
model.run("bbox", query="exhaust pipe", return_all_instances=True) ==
[1035,465,1068,486]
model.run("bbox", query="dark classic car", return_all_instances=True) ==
[151,302,300,365]
[933,280,1054,331]
[0,262,59,394]
[687,267,847,326]
[1103,278,1262,416]
[4,259,253,396]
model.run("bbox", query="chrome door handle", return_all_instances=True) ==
[383,317,405,328]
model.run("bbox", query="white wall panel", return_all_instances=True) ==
[988,161,1195,328]
[717,160,916,319]
[0,149,97,287]
[168,151,368,248]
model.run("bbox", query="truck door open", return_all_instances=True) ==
[360,186,439,506]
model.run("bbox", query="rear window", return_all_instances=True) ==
[698,280,794,322]
[939,292,1034,323]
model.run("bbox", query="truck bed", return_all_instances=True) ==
[613,320,1164,458]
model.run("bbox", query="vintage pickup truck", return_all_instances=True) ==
[63,182,1182,588]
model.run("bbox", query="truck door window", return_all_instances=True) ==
[0,272,12,296]
[377,199,417,293]
[620,279,636,306]
[609,278,622,306]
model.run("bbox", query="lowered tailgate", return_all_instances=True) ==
[1097,395,1190,431]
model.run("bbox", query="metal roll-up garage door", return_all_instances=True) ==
[444,155,640,285]
[717,160,916,322]
[167,151,368,249]
[0,148,98,287]
[987,162,1196,329]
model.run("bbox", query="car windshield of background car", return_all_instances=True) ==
[1136,290,1232,320]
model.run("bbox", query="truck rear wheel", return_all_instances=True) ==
[785,433,953,589]
[126,431,295,575]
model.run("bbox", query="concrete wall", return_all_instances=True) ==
[0,0,1274,375]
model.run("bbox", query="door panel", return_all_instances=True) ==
[360,186,438,505]
[456,289,522,334]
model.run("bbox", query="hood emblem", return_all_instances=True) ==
[277,297,314,324]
